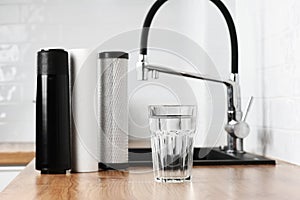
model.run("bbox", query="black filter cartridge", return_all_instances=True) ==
[35,49,71,174]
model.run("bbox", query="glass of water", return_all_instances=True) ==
[149,105,197,183]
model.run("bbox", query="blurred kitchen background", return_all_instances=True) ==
[0,0,300,165]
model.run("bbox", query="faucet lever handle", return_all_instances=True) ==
[242,96,253,122]
[230,96,253,139]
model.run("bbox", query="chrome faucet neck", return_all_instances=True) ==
[136,55,149,81]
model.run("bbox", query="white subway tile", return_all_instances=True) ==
[19,1,148,25]
[263,36,289,68]
[0,121,34,142]
[0,44,19,63]
[0,64,17,82]
[0,83,23,104]
[268,98,300,131]
[0,0,32,4]
[27,24,61,42]
[0,102,33,121]
[262,0,293,38]
[292,79,300,97]
[0,5,19,24]
[20,4,45,24]
[0,25,28,43]
[262,67,294,97]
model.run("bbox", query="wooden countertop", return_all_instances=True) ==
[1,160,299,200]
[0,143,35,166]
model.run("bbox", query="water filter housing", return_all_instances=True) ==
[98,51,129,170]
[36,49,71,174]
[70,49,99,172]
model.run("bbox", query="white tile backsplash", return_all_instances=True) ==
[245,126,300,165]
[0,0,212,143]
[0,45,20,63]
[0,64,17,82]
[0,0,31,4]
[0,84,22,104]
[0,25,28,43]
[0,5,19,24]
[268,98,300,130]
[237,0,300,165]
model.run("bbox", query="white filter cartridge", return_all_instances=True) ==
[70,49,98,172]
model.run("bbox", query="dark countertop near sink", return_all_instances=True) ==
[1,159,299,200]
[128,147,276,166]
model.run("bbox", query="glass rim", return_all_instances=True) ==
[148,105,197,109]
[148,105,197,117]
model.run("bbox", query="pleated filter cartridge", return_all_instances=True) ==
[98,51,129,170]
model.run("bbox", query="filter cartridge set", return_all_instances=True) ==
[35,48,129,174]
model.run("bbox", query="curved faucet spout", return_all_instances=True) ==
[139,0,239,74]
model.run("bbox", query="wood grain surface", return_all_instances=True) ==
[0,143,35,166]
[0,152,35,166]
[1,160,300,200]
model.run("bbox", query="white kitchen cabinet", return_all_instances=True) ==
[0,166,24,192]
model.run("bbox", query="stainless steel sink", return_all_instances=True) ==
[128,147,275,166]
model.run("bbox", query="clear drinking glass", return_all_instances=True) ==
[149,105,197,183]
